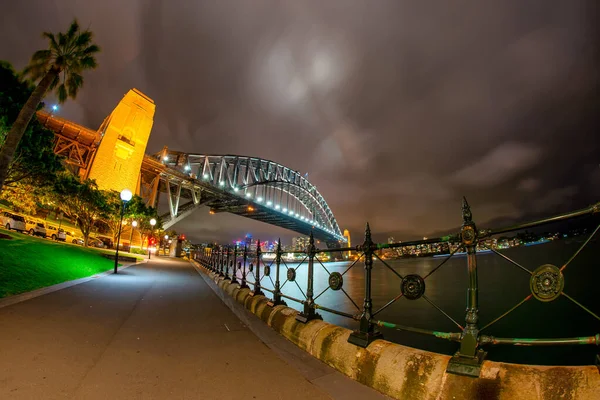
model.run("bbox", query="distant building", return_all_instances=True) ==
[292,236,310,252]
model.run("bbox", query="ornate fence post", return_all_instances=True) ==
[231,245,238,284]
[447,197,486,377]
[224,246,230,280]
[217,246,222,276]
[252,240,264,296]
[348,223,382,347]
[296,232,322,323]
[241,245,249,289]
[268,239,286,307]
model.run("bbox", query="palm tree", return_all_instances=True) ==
[0,19,100,193]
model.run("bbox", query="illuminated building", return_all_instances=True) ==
[82,89,155,194]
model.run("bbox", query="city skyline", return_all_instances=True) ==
[1,1,598,244]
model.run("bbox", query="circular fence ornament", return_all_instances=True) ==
[461,226,476,245]
[248,263,254,272]
[264,265,271,276]
[401,274,426,300]
[328,272,343,291]
[287,268,296,282]
[530,264,563,302]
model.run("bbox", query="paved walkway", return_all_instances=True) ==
[0,258,334,399]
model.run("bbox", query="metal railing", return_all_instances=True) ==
[192,198,600,377]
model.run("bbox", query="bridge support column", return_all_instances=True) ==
[348,223,382,347]
[85,89,155,194]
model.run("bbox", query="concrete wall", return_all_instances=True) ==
[193,262,600,400]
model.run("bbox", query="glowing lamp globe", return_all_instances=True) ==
[120,189,133,202]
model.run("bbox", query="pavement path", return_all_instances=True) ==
[0,257,334,400]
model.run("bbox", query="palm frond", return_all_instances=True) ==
[75,31,92,47]
[78,55,98,69]
[83,44,101,56]
[42,32,59,50]
[30,49,51,63]
[66,19,80,38]
[66,72,83,98]
[57,83,68,103]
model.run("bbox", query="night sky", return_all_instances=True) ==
[1,1,598,245]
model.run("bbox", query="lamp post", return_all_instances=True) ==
[129,220,137,251]
[114,189,133,274]
[148,218,156,260]
[164,235,169,256]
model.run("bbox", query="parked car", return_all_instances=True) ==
[0,211,26,232]
[25,218,47,238]
[95,235,114,249]
[46,224,67,241]
[88,236,107,248]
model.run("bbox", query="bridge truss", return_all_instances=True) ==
[140,149,346,246]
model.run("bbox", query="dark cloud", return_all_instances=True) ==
[1,1,598,244]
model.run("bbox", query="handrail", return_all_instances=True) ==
[192,199,600,377]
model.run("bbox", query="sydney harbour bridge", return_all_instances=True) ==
[36,88,347,248]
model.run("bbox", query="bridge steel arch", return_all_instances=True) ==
[143,149,346,247]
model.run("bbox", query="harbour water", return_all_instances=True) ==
[235,238,600,365]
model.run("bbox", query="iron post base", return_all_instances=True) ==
[295,311,322,324]
[446,349,487,378]
[347,330,383,348]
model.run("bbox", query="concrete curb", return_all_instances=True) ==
[0,260,143,309]
[191,261,600,400]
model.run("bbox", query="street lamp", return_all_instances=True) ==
[148,218,156,259]
[164,235,169,256]
[129,220,137,250]
[114,189,133,274]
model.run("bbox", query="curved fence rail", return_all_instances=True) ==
[192,199,600,377]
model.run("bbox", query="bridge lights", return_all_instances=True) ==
[203,174,209,179]
[266,201,272,206]
[275,205,280,210]
[163,156,169,161]
[219,181,225,186]
[257,197,263,202]
[246,193,252,198]
[184,165,190,171]
[233,187,239,192]
[282,208,287,213]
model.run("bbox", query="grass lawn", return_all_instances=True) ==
[0,230,141,298]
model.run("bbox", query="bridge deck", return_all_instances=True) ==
[0,258,334,399]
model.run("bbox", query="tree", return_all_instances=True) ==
[0,63,64,192]
[52,173,109,247]
[0,19,100,193]
[103,191,157,246]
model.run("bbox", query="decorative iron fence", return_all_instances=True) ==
[193,199,600,377]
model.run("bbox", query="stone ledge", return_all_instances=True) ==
[194,262,600,400]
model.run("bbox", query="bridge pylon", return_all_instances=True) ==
[82,89,155,194]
